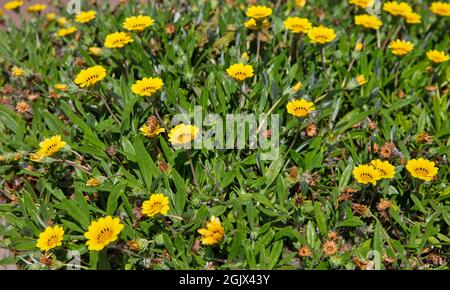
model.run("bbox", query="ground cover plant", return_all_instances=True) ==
[0,0,449,270]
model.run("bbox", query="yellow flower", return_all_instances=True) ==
[430,1,450,16]
[286,99,315,118]
[427,50,450,63]
[389,39,414,56]
[284,17,312,33]
[355,42,364,51]
[86,178,102,187]
[32,135,67,161]
[307,26,336,44]
[46,12,56,21]
[104,32,133,48]
[74,65,106,88]
[168,124,200,146]
[356,75,367,85]
[292,81,303,92]
[36,225,64,252]
[88,47,102,56]
[406,158,439,181]
[57,27,77,37]
[12,66,25,77]
[75,10,96,23]
[140,116,165,138]
[54,84,68,91]
[197,216,224,245]
[226,63,254,81]
[84,216,124,251]
[123,15,154,31]
[383,1,412,17]
[352,164,381,185]
[57,17,68,26]
[403,12,421,24]
[131,77,164,97]
[349,0,374,8]
[246,5,272,21]
[244,18,270,30]
[370,159,396,179]
[4,1,23,10]
[296,0,307,8]
[354,14,382,30]
[142,194,170,217]
[242,52,249,61]
[27,4,46,13]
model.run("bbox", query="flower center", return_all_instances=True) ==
[294,106,308,116]
[86,74,99,82]
[234,71,247,79]
[360,172,374,181]
[414,167,429,176]
[96,227,113,244]
[113,38,127,45]
[177,132,192,143]
[47,234,59,247]
[142,85,157,93]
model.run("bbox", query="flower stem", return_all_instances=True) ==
[256,30,261,61]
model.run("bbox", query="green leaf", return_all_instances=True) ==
[314,202,328,236]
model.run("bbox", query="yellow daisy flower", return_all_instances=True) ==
[36,225,64,252]
[27,4,46,13]
[86,178,102,187]
[46,12,56,21]
[292,81,303,92]
[349,0,374,9]
[244,18,270,30]
[307,26,336,44]
[284,17,312,33]
[370,159,396,179]
[353,164,381,185]
[430,1,450,16]
[4,1,23,11]
[57,17,68,26]
[383,1,412,17]
[354,14,383,30]
[131,77,164,97]
[403,12,421,24]
[246,5,272,21]
[406,158,439,181]
[140,116,165,138]
[286,99,315,118]
[84,216,124,251]
[296,0,307,8]
[197,216,224,245]
[226,63,254,81]
[426,50,450,63]
[356,75,367,85]
[104,32,133,48]
[389,39,414,56]
[168,124,200,146]
[54,84,68,91]
[88,47,102,56]
[355,42,364,51]
[75,10,96,23]
[141,194,170,217]
[12,66,25,77]
[31,135,67,161]
[57,27,77,37]
[74,65,106,88]
[123,15,154,31]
